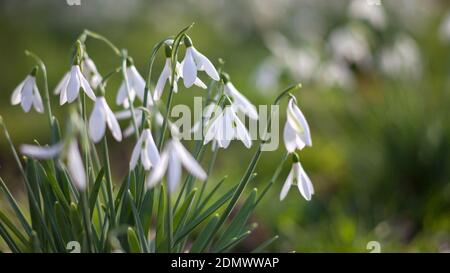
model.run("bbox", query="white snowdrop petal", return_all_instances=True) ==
[32,84,44,113]
[116,82,128,106]
[233,111,252,148]
[167,150,182,193]
[129,66,146,100]
[172,140,207,181]
[147,151,169,188]
[79,69,96,101]
[280,168,294,201]
[11,79,25,105]
[104,101,122,142]
[144,129,160,166]
[220,109,234,149]
[141,139,152,170]
[154,59,171,101]
[204,114,221,145]
[67,141,86,190]
[129,132,144,170]
[20,77,34,113]
[20,143,63,159]
[287,99,312,146]
[194,77,207,89]
[283,122,305,153]
[89,99,106,143]
[298,167,313,201]
[182,48,197,88]
[54,72,70,95]
[67,66,81,103]
[225,83,258,120]
[192,48,220,80]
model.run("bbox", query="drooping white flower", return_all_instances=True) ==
[66,140,87,190]
[283,98,312,153]
[181,36,220,88]
[204,105,252,149]
[20,142,63,159]
[147,139,207,193]
[153,50,207,101]
[280,154,314,201]
[20,140,86,190]
[89,96,122,143]
[11,69,44,113]
[55,65,96,105]
[116,62,149,108]
[82,55,102,89]
[129,128,160,171]
[222,74,258,120]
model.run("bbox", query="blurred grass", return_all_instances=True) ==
[1,0,450,252]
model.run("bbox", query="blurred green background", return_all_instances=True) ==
[1,0,450,252]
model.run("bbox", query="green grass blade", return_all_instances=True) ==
[127,227,141,253]
[189,214,220,253]
[251,235,279,253]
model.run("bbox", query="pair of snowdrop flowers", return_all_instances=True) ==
[280,98,314,201]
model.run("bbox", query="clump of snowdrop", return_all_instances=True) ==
[2,27,317,253]
[11,67,44,113]
[89,96,123,143]
[181,35,220,88]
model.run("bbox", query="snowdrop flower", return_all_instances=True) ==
[154,45,207,101]
[11,67,44,113]
[283,98,312,153]
[280,153,314,201]
[55,64,96,105]
[222,73,258,120]
[20,140,86,190]
[147,139,207,193]
[129,128,160,171]
[328,25,371,67]
[82,54,102,89]
[89,96,122,143]
[204,104,252,149]
[348,0,386,30]
[181,36,220,88]
[116,59,148,108]
[379,34,422,79]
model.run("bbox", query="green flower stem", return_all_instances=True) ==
[82,29,121,56]
[254,152,289,207]
[166,184,173,252]
[101,137,116,227]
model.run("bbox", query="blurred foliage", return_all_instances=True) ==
[1,0,450,252]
